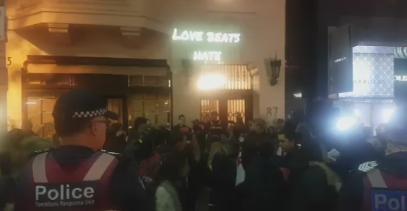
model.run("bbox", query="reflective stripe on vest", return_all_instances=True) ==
[83,153,115,181]
[32,152,115,183]
[367,169,388,188]
[32,152,48,183]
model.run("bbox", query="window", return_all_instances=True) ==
[199,64,252,90]
[128,94,170,127]
[129,75,169,87]
[227,99,246,123]
[26,97,57,139]
[201,99,220,121]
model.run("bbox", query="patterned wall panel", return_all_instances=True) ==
[341,52,394,98]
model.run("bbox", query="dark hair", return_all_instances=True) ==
[134,117,148,130]
[278,122,298,142]
[302,139,323,162]
[110,123,122,133]
[54,117,92,137]
[52,89,109,137]
[178,114,185,120]
[158,152,184,182]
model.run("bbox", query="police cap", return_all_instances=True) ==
[53,89,117,136]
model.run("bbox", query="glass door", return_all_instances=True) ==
[26,96,57,139]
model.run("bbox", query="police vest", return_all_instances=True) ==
[24,151,118,211]
[363,168,407,211]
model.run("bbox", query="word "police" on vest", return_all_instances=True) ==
[35,184,95,201]
[373,190,407,211]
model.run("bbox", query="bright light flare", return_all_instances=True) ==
[353,109,361,117]
[293,92,302,98]
[336,116,358,132]
[381,107,396,124]
[197,74,227,91]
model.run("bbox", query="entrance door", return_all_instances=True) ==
[201,96,251,125]
[26,96,57,139]
[227,99,246,123]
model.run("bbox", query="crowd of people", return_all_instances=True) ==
[0,90,406,211]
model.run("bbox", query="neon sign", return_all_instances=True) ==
[193,51,222,62]
[172,28,241,44]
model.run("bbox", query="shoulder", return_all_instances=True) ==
[357,161,378,173]
[100,149,120,157]
[33,148,51,155]
[301,163,329,184]
[29,149,51,160]
[97,150,120,168]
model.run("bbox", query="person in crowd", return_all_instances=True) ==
[124,117,152,161]
[234,116,247,143]
[156,151,187,211]
[0,152,13,211]
[170,128,203,211]
[104,122,127,153]
[128,117,149,143]
[22,120,36,137]
[277,124,304,175]
[0,129,53,178]
[208,112,223,133]
[207,134,237,211]
[339,101,407,211]
[0,176,11,211]
[137,129,163,186]
[329,123,380,180]
[12,90,153,211]
[275,118,285,133]
[234,128,285,211]
[243,119,272,167]
[235,113,244,125]
[366,124,388,160]
[174,114,192,139]
[275,122,308,206]
[192,119,207,153]
[289,136,341,211]
[0,129,27,178]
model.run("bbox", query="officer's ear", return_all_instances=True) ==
[88,120,99,136]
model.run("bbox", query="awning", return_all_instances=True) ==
[25,55,170,77]
[26,63,168,77]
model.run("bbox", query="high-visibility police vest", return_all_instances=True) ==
[363,168,407,211]
[22,151,118,211]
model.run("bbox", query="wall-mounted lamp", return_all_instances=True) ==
[265,55,282,86]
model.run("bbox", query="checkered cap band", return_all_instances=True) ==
[72,108,107,119]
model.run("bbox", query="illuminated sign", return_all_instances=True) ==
[172,28,241,44]
[395,75,407,82]
[193,51,222,62]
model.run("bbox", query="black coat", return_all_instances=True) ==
[290,164,339,211]
[209,153,237,211]
[234,156,285,211]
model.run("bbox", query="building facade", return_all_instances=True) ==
[6,0,285,135]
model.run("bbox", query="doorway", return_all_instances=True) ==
[200,92,252,125]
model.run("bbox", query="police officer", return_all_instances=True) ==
[13,90,153,211]
[340,103,407,211]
